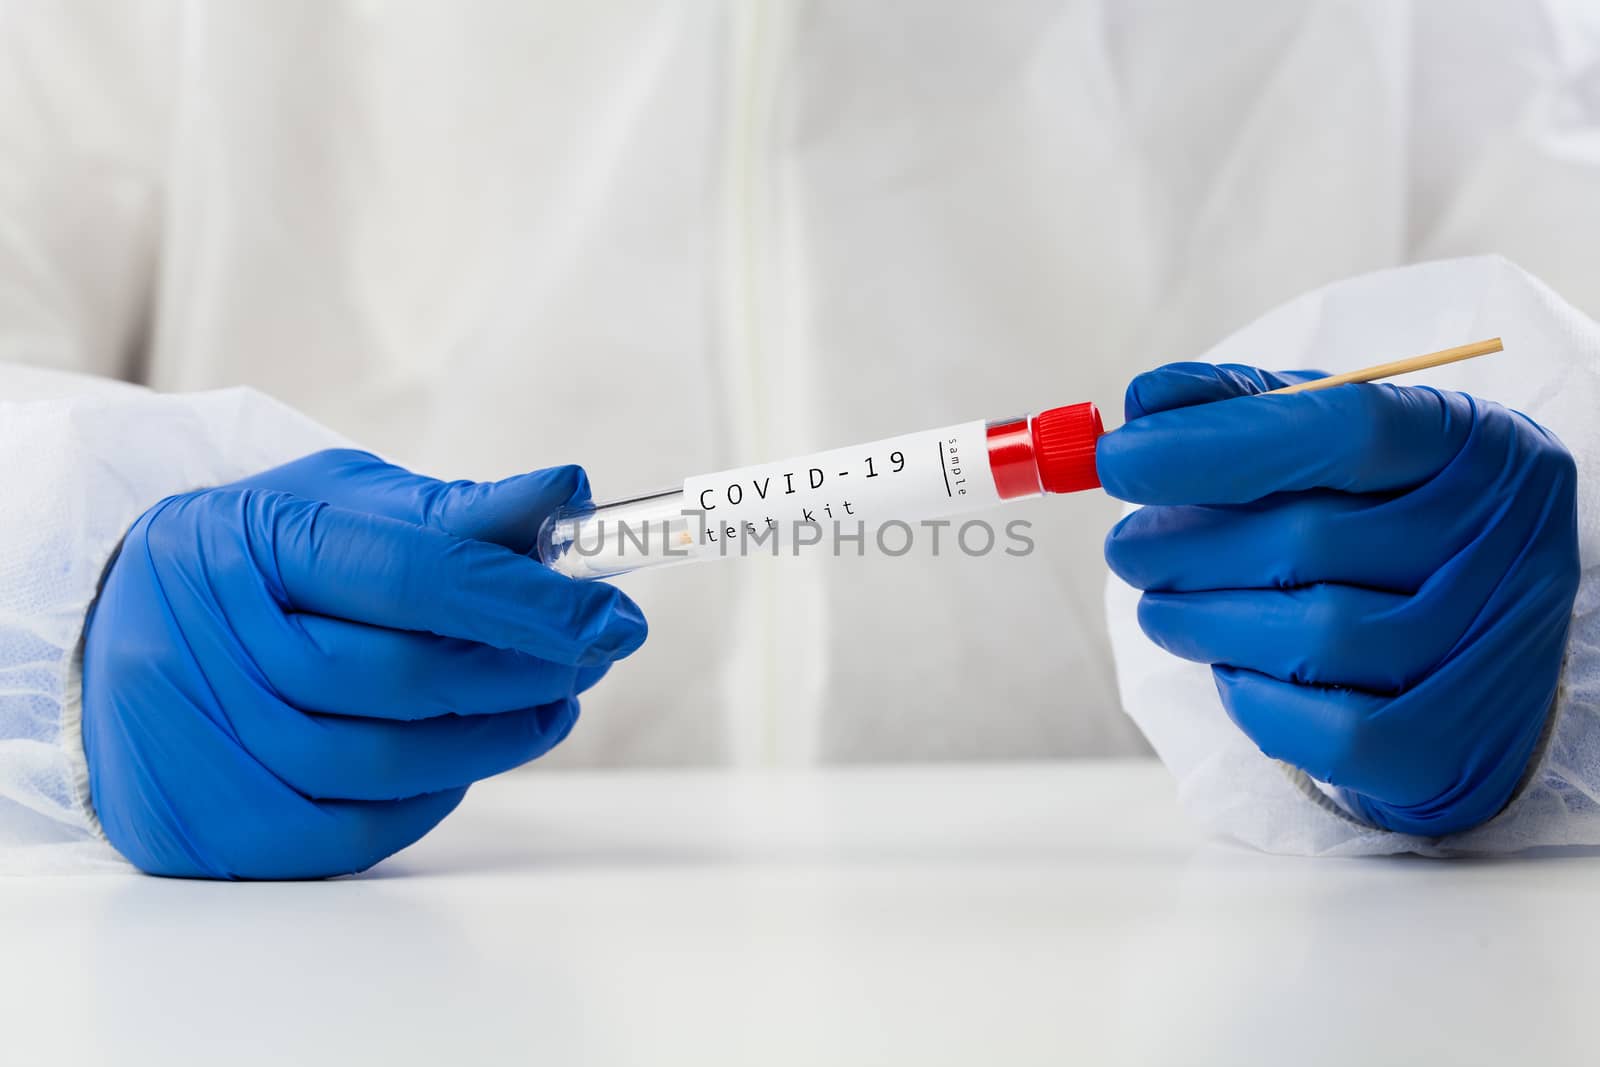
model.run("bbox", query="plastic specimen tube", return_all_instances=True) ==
[537,403,1105,580]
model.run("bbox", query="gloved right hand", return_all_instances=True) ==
[1099,364,1580,838]
[82,449,647,880]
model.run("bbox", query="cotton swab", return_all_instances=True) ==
[1261,338,1503,396]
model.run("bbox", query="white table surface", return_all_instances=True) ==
[3,760,1595,1066]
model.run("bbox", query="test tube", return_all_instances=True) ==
[538,402,1104,580]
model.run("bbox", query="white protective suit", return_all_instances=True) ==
[3,1,1600,869]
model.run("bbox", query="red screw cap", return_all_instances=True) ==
[1031,402,1103,493]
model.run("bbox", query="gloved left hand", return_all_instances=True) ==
[1099,363,1581,838]
[82,449,647,879]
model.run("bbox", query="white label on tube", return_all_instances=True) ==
[680,419,1001,558]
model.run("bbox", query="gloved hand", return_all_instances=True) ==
[1099,363,1581,838]
[82,449,647,879]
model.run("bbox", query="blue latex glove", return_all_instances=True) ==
[1099,364,1580,837]
[82,450,647,879]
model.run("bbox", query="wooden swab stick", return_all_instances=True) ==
[1261,337,1503,395]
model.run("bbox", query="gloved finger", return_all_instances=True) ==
[1212,666,1389,794]
[249,613,582,720]
[234,449,590,553]
[1107,401,1561,596]
[1137,584,1465,694]
[234,698,579,802]
[574,662,611,695]
[245,491,648,665]
[1123,363,1326,421]
[208,787,468,880]
[1097,380,1474,505]
[1105,488,1489,595]
[1106,492,1387,592]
